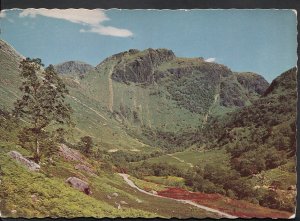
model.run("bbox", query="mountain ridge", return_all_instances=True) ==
[83,47,269,134]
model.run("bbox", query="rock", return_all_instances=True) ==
[120,200,128,205]
[111,48,176,84]
[66,177,91,195]
[59,144,84,162]
[31,194,38,202]
[8,151,40,171]
[11,210,17,214]
[54,61,94,76]
[107,195,112,199]
[74,164,96,176]
[136,198,142,203]
[112,192,119,197]
[115,202,121,210]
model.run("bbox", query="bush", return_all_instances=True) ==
[259,190,280,209]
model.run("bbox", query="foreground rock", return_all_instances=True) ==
[66,177,92,195]
[59,144,84,162]
[8,151,40,171]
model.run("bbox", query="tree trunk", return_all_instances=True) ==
[34,137,40,163]
[34,118,40,163]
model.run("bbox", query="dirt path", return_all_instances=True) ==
[167,154,193,168]
[118,173,237,219]
[69,95,107,121]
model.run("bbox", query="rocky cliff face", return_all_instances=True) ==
[111,48,176,83]
[54,61,94,76]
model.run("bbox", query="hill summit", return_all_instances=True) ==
[54,61,94,77]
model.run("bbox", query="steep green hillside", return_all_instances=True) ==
[0,40,24,110]
[129,67,296,213]
[205,67,297,172]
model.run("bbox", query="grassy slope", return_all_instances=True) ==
[134,149,231,171]
[0,43,22,111]
[0,140,219,218]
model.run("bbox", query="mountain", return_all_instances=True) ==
[54,61,94,77]
[77,48,269,137]
[0,41,270,150]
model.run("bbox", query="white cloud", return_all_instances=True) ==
[0,11,6,18]
[205,57,216,63]
[19,9,133,37]
[80,26,133,37]
[19,9,108,26]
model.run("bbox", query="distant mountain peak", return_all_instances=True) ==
[54,61,94,76]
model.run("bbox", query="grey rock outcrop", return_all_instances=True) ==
[112,48,175,84]
[54,61,94,76]
[66,177,91,195]
[59,144,84,162]
[8,151,40,171]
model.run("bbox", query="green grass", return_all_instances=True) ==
[144,176,185,188]
[140,154,187,168]
[139,149,231,171]
[251,161,296,190]
[130,176,167,192]
[172,149,231,168]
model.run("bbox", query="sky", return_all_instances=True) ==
[0,9,297,82]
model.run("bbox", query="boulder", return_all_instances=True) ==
[31,194,39,203]
[136,198,142,203]
[59,144,83,162]
[74,164,96,176]
[120,200,128,205]
[112,192,119,197]
[8,151,40,171]
[66,177,91,195]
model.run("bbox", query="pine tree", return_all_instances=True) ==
[13,58,72,163]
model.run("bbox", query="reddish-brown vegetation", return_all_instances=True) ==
[157,187,292,218]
